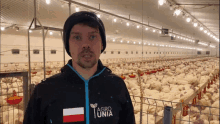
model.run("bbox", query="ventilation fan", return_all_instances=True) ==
[160,28,169,37]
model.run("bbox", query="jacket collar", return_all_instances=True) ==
[61,59,110,81]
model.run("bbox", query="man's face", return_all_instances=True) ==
[69,24,103,70]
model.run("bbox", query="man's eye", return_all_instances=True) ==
[74,36,81,40]
[90,35,96,40]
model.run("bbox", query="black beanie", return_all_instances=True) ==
[63,11,106,57]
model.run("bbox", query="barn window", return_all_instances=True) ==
[51,50,56,54]
[206,51,210,55]
[33,49,39,54]
[12,49,20,54]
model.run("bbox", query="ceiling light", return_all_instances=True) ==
[194,23,198,27]
[127,41,129,43]
[75,7,79,12]
[204,30,207,33]
[158,0,166,6]
[208,32,210,35]
[139,42,141,44]
[1,27,5,31]
[29,30,32,33]
[113,39,115,42]
[186,17,191,22]
[145,28,148,30]
[134,42,136,44]
[50,32,53,35]
[97,14,101,18]
[120,40,123,43]
[174,9,181,16]
[46,0,50,4]
[200,27,203,30]
[159,31,162,34]
[137,26,139,28]
[153,30,156,32]
[126,23,129,26]
[114,19,117,22]
[177,36,179,38]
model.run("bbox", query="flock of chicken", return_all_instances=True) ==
[108,57,219,124]
[0,57,219,124]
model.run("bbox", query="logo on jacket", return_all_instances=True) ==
[90,103,113,118]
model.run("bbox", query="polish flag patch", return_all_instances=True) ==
[63,107,84,123]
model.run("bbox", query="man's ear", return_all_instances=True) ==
[101,43,103,51]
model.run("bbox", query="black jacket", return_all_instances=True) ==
[23,59,135,124]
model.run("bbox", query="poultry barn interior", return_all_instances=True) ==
[0,0,219,124]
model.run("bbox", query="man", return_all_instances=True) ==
[23,11,135,124]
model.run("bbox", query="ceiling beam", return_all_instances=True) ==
[176,4,219,6]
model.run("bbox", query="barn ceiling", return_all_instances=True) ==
[1,0,219,50]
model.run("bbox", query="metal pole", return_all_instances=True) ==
[69,1,71,15]
[34,0,37,28]
[61,31,65,66]
[42,29,46,80]
[28,30,31,100]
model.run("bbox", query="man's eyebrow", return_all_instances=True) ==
[70,31,99,35]
[70,32,81,35]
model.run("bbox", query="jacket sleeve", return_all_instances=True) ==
[118,81,136,124]
[23,84,44,124]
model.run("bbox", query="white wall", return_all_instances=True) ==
[1,34,216,64]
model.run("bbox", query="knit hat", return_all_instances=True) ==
[63,11,106,57]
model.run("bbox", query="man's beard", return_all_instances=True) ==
[77,55,97,70]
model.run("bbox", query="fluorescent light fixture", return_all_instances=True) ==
[194,23,198,27]
[198,42,208,46]
[186,17,191,22]
[1,27,5,31]
[210,45,216,48]
[158,0,165,6]
[174,9,181,16]
[46,0,50,4]
[200,27,203,30]
[76,7,79,12]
